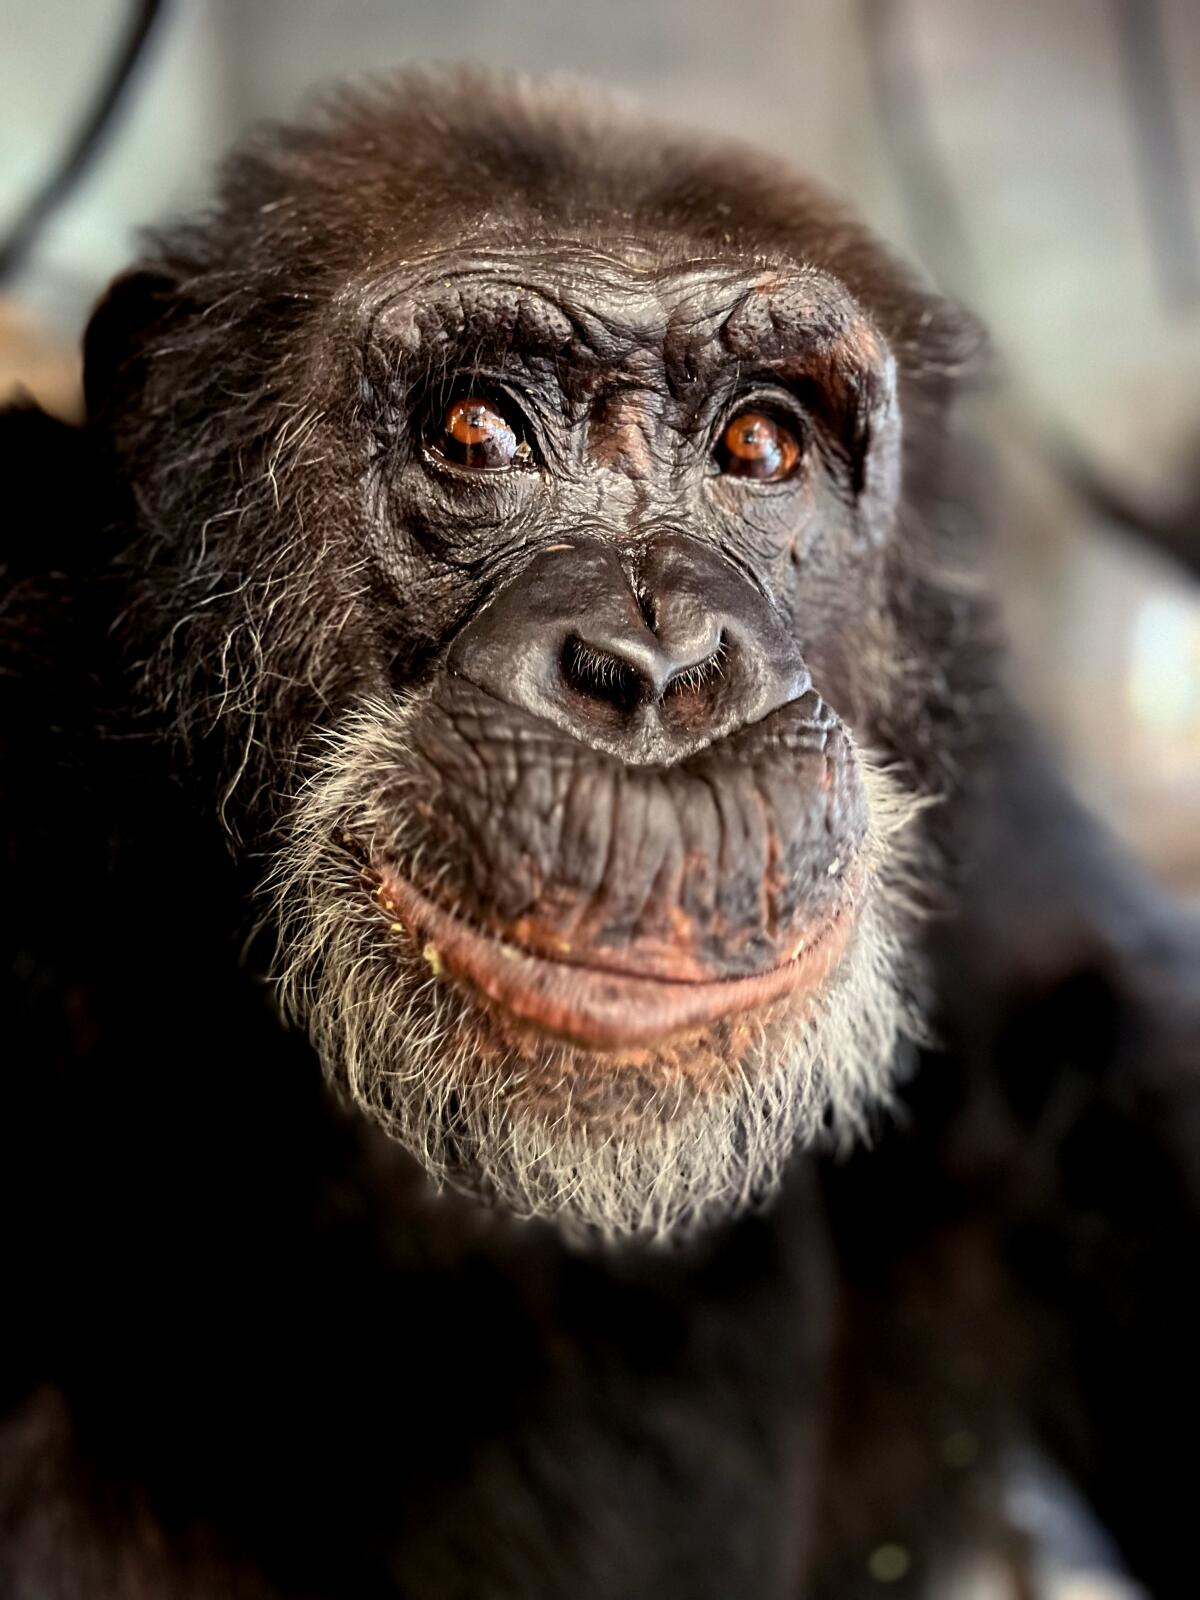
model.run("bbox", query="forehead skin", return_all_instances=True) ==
[354,248,890,410]
[234,72,953,366]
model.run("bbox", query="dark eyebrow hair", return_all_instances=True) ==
[658,270,895,442]
[356,259,892,434]
[364,276,575,374]
[673,269,888,374]
[352,278,572,427]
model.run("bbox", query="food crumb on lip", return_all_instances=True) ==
[370,860,855,1052]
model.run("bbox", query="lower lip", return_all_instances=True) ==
[372,867,856,1052]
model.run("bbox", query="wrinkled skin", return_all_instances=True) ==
[2,69,1199,1600]
[361,259,887,951]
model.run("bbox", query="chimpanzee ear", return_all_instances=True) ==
[83,265,185,421]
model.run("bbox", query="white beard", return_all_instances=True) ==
[270,693,930,1240]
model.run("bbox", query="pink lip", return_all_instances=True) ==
[372,867,856,1052]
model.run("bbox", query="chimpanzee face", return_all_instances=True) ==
[93,78,963,1235]
[268,237,922,1237]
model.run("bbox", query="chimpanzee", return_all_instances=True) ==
[2,68,1197,1600]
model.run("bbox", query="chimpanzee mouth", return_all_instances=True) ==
[276,689,922,1232]
[366,861,858,1051]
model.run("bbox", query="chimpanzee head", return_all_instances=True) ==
[86,72,983,1235]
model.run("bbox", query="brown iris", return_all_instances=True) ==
[434,395,523,469]
[717,409,802,482]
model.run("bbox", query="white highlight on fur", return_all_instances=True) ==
[270,693,929,1239]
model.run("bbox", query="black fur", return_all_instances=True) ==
[2,71,1198,1598]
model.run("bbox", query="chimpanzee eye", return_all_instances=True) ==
[716,408,803,482]
[428,394,534,471]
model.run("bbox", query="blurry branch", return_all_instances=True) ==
[857,0,979,300]
[1054,430,1200,580]
[0,0,166,286]
[858,0,1200,583]
[1111,0,1200,310]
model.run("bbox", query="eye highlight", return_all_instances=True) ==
[716,409,802,483]
[429,394,533,470]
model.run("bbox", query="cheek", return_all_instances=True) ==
[372,457,551,571]
[361,478,524,676]
[765,489,886,719]
[787,568,891,732]
[729,471,868,592]
[804,606,896,737]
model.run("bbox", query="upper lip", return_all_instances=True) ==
[371,864,855,1052]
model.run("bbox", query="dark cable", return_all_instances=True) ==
[0,0,166,284]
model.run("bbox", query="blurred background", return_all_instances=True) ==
[1,0,1197,895]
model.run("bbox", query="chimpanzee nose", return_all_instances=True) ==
[447,538,810,764]
[559,587,724,712]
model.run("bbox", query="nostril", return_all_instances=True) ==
[560,633,644,715]
[663,632,727,700]
[661,633,729,729]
